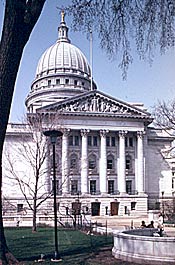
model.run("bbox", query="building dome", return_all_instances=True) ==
[25,12,96,113]
[36,39,91,79]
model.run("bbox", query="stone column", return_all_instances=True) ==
[81,129,89,194]
[118,131,127,194]
[137,131,144,194]
[99,130,108,194]
[62,129,70,194]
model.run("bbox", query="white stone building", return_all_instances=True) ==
[2,14,174,226]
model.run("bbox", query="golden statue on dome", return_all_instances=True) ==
[61,10,65,23]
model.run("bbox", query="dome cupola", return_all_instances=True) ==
[25,11,96,113]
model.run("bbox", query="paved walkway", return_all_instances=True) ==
[91,216,175,237]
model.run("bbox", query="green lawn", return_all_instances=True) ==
[5,227,113,264]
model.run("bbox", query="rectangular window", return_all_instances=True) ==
[125,137,128,147]
[106,137,110,147]
[90,180,96,194]
[93,136,98,146]
[131,202,136,210]
[56,79,60,85]
[107,159,113,169]
[129,137,133,147]
[71,180,78,194]
[125,137,134,147]
[89,160,96,169]
[126,158,131,170]
[74,136,79,146]
[108,180,114,194]
[126,180,132,194]
[107,136,116,147]
[48,80,51,86]
[69,136,73,146]
[17,204,23,213]
[74,80,78,86]
[70,158,76,169]
[172,178,175,189]
[88,136,92,146]
[88,136,98,146]
[111,137,116,146]
[65,79,69,84]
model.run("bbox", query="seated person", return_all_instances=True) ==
[140,220,147,228]
[147,221,154,228]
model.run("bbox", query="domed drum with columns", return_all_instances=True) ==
[26,11,96,113]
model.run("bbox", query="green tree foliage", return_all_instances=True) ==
[67,0,175,78]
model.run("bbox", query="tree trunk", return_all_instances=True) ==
[32,198,37,232]
[0,1,46,263]
[0,156,18,264]
[0,156,8,263]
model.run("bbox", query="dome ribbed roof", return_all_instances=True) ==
[25,12,96,113]
[36,41,91,78]
[35,12,91,79]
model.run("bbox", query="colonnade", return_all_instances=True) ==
[60,129,145,195]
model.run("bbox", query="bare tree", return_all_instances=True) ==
[4,114,51,232]
[66,0,175,78]
[0,1,46,263]
[153,99,175,135]
[152,99,175,160]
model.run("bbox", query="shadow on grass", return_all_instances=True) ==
[18,242,113,264]
[5,228,113,264]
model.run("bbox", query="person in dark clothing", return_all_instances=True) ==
[140,220,147,228]
[147,221,154,228]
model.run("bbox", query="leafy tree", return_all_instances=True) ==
[0,0,46,263]
[67,0,175,78]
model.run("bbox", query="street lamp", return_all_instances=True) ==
[161,191,165,223]
[43,129,63,262]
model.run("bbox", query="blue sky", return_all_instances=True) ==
[1,0,175,122]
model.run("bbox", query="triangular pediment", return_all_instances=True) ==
[38,90,152,120]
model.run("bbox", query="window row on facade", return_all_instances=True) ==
[51,179,136,196]
[51,153,134,174]
[68,135,134,147]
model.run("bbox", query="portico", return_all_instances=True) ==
[59,126,145,196]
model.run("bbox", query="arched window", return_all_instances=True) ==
[88,154,96,170]
[126,155,132,171]
[107,155,114,170]
[70,154,78,169]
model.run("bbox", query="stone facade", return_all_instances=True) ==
[2,13,174,226]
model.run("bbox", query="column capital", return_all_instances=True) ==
[100,129,109,137]
[62,128,71,136]
[119,130,128,138]
[81,129,90,137]
[137,131,145,138]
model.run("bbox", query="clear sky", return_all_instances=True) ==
[1,0,175,122]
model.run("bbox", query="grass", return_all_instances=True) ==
[4,227,113,264]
